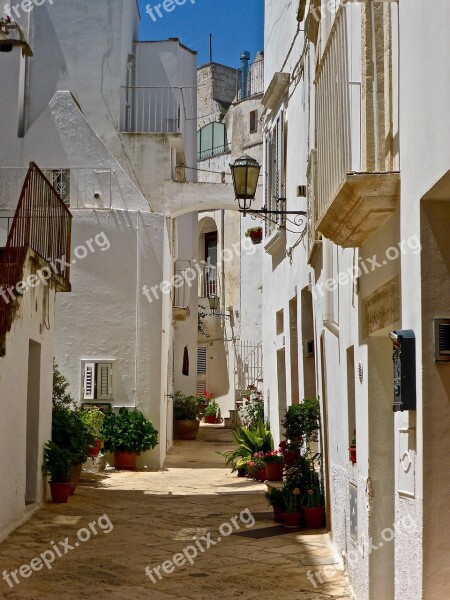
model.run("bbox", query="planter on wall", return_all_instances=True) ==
[176,419,200,440]
[349,446,357,464]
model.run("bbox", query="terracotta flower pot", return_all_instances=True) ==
[205,416,217,424]
[50,482,71,504]
[303,506,325,529]
[282,512,302,528]
[273,507,284,523]
[265,462,284,481]
[281,450,299,465]
[87,439,102,457]
[250,231,263,244]
[114,450,138,470]
[349,446,357,464]
[257,468,267,482]
[70,463,82,495]
[176,419,200,440]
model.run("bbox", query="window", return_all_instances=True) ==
[264,110,286,233]
[197,122,229,161]
[249,110,258,133]
[204,231,218,297]
[82,361,114,401]
[51,170,71,206]
[197,346,207,394]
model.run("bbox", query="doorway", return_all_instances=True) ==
[26,340,41,505]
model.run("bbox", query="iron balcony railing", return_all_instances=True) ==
[120,86,195,134]
[0,163,72,343]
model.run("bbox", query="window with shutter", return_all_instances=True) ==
[197,346,207,393]
[83,362,95,400]
[82,361,114,401]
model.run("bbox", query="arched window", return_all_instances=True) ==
[197,122,229,161]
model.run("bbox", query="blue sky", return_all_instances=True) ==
[138,0,264,69]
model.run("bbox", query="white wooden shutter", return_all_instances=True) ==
[196,346,207,393]
[96,363,113,400]
[83,362,95,400]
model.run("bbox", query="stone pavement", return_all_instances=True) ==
[0,427,353,600]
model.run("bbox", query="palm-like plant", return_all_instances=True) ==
[222,418,274,471]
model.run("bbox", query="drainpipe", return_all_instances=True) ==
[323,239,340,337]
[240,51,250,100]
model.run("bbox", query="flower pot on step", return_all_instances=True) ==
[87,439,102,458]
[282,512,302,528]
[303,506,325,529]
[176,419,200,440]
[265,462,284,481]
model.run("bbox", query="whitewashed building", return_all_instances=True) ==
[0,0,243,480]
[263,1,450,599]
[195,53,265,421]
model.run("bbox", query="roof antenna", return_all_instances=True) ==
[209,33,213,62]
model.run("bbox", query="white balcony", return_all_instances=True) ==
[314,4,400,248]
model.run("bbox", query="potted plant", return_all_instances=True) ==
[81,407,105,457]
[51,401,95,495]
[263,449,285,481]
[349,431,356,464]
[281,398,321,449]
[42,442,73,504]
[282,485,302,528]
[102,408,158,470]
[204,399,220,424]
[222,418,274,473]
[245,226,263,244]
[265,488,286,523]
[0,16,13,52]
[252,451,267,481]
[301,455,325,529]
[174,392,201,439]
[279,439,300,466]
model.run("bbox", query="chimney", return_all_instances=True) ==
[240,51,250,100]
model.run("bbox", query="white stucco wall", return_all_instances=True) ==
[0,251,58,542]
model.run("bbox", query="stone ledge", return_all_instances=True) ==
[316,171,400,247]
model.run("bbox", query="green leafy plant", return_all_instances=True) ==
[222,418,273,471]
[281,398,321,444]
[283,485,301,514]
[265,488,286,511]
[80,407,105,439]
[174,391,200,420]
[102,408,158,454]
[239,396,264,428]
[52,360,74,406]
[301,453,324,508]
[42,442,73,483]
[205,399,219,417]
[198,305,210,338]
[52,402,96,465]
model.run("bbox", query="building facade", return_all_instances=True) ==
[263,1,450,599]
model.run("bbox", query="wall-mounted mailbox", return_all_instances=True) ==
[388,329,416,412]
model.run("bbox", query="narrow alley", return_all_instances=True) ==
[0,429,351,600]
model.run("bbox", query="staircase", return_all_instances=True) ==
[0,163,72,355]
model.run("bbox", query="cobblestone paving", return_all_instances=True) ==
[0,427,353,599]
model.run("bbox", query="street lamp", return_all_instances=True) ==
[207,295,230,321]
[230,155,307,233]
[230,155,261,211]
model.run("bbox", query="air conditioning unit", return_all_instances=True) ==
[434,318,450,362]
